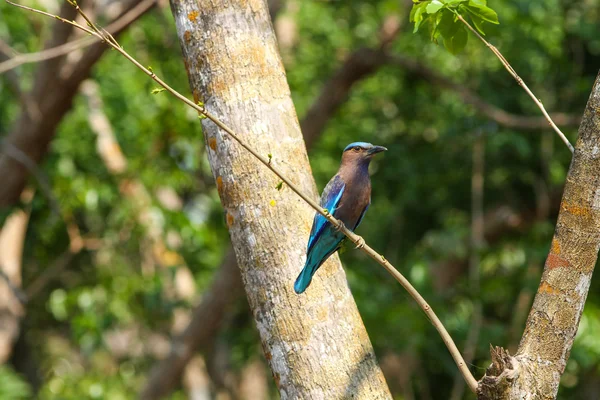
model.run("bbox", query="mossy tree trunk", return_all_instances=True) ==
[166,0,391,399]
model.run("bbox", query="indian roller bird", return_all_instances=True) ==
[294,142,387,294]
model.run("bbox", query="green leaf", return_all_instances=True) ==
[443,25,468,54]
[430,10,444,42]
[438,9,459,39]
[410,2,429,33]
[275,181,284,191]
[151,87,166,94]
[466,1,499,24]
[469,0,486,5]
[470,15,487,35]
[426,0,444,14]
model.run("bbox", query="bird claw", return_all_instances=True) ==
[354,236,365,249]
[333,220,345,232]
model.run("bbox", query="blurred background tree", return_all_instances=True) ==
[0,0,599,399]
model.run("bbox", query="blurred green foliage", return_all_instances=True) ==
[1,0,600,399]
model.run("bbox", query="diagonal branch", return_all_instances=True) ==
[455,13,574,153]
[8,0,479,393]
[0,0,157,75]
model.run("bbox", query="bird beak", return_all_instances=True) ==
[367,145,387,155]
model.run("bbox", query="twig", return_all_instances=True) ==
[454,13,574,154]
[0,0,156,75]
[6,1,479,392]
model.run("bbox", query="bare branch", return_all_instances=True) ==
[0,0,156,75]
[9,2,478,392]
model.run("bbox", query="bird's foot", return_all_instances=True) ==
[333,219,345,232]
[354,236,366,250]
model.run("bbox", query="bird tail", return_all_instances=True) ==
[294,260,317,294]
[294,248,336,294]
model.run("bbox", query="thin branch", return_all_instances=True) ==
[7,1,478,392]
[455,13,574,153]
[0,0,157,76]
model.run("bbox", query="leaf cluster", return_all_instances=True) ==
[410,0,499,54]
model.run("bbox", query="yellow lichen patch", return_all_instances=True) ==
[208,137,217,151]
[561,201,591,217]
[270,199,276,206]
[551,238,561,254]
[539,281,560,295]
[187,10,199,22]
[216,176,223,193]
[184,30,192,43]
[226,211,235,227]
[545,253,570,270]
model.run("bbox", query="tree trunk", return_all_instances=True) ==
[167,0,391,398]
[478,71,600,399]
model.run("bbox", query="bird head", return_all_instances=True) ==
[341,142,387,165]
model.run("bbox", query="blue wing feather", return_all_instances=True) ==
[295,175,349,294]
[306,175,345,253]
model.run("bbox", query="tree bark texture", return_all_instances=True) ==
[168,1,391,398]
[478,71,600,399]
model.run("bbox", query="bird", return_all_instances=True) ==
[294,142,387,294]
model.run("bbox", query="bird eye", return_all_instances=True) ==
[353,146,361,152]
